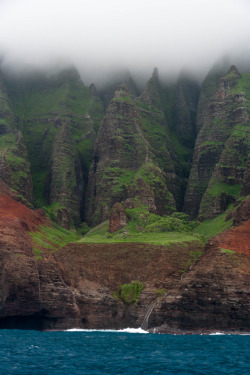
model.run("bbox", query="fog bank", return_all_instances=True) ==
[0,0,249,86]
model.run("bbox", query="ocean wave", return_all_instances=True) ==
[209,332,250,336]
[65,327,148,334]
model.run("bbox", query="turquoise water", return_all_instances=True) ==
[0,329,249,374]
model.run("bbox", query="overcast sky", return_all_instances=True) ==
[0,0,249,86]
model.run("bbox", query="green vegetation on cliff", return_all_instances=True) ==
[3,67,104,217]
[114,281,144,304]
[86,85,176,226]
[30,223,81,255]
[1,63,250,236]
[0,131,33,204]
[80,208,202,246]
[193,208,233,241]
[184,66,250,221]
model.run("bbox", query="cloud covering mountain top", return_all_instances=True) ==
[0,0,249,85]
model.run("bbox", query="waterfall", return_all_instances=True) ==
[140,301,157,331]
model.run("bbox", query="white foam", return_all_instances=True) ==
[209,332,250,336]
[66,327,148,334]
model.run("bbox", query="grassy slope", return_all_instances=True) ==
[30,223,81,258]
[193,208,233,241]
[79,220,201,246]
[79,201,235,246]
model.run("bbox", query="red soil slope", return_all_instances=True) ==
[0,193,46,232]
[215,219,250,255]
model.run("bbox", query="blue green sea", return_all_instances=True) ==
[0,329,249,374]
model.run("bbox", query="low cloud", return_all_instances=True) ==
[0,0,249,86]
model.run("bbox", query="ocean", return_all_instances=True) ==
[0,329,249,374]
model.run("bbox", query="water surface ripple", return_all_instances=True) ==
[0,330,249,374]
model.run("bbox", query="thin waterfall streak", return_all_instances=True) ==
[141,301,157,331]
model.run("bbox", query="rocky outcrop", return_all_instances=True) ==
[86,85,175,225]
[233,197,250,226]
[184,66,250,220]
[140,68,162,108]
[109,203,128,233]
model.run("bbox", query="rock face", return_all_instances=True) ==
[196,60,229,134]
[241,154,250,196]
[150,200,250,333]
[139,69,201,210]
[0,130,33,205]
[0,189,202,330]
[3,66,104,225]
[99,70,139,108]
[138,70,182,207]
[141,68,162,108]
[86,85,175,225]
[151,242,250,333]
[0,189,249,332]
[233,197,250,226]
[184,66,250,220]
[0,190,80,330]
[175,73,200,147]
[47,123,83,228]
[0,71,33,204]
[109,203,128,233]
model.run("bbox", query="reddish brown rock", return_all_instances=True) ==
[0,191,80,330]
[109,203,128,233]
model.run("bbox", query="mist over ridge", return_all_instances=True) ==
[0,0,250,87]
